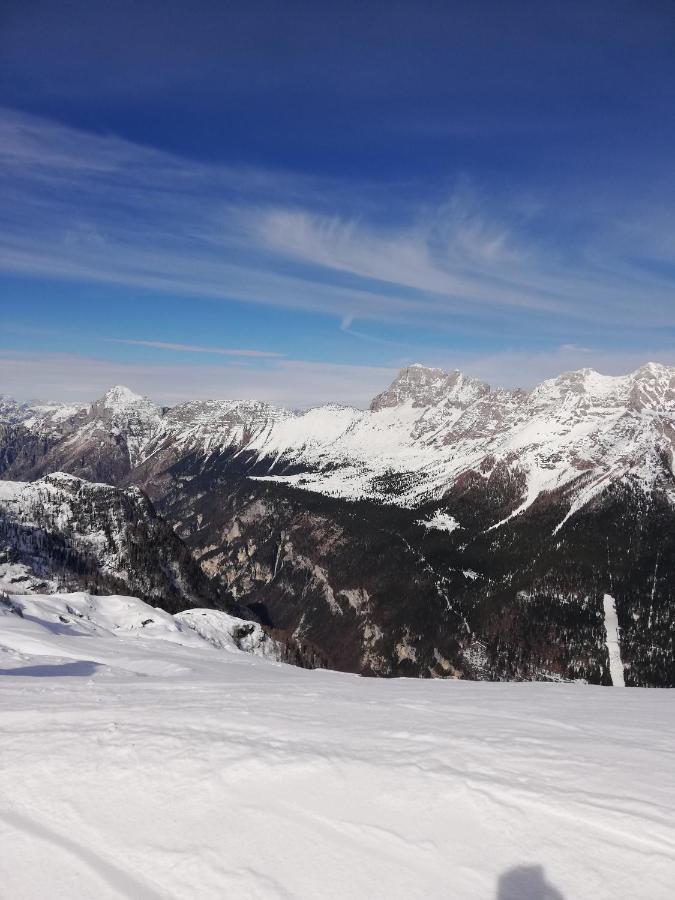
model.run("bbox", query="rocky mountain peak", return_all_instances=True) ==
[527,363,675,410]
[630,362,675,392]
[370,365,489,412]
[89,385,161,428]
[628,362,675,413]
[97,384,150,411]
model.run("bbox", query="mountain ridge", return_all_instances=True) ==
[2,362,674,685]
[3,360,675,520]
[5,359,675,412]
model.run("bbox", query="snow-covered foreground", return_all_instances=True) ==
[1,594,674,899]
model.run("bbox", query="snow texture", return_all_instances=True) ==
[603,593,625,687]
[419,511,461,532]
[175,607,281,657]
[1,590,674,899]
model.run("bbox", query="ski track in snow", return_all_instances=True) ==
[1,593,674,898]
[603,593,625,687]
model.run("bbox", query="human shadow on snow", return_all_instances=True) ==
[497,865,564,899]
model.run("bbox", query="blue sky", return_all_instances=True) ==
[1,0,675,405]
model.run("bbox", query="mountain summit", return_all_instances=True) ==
[370,365,490,411]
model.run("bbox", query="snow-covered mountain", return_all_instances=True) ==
[6,363,675,520]
[2,363,674,686]
[224,361,675,520]
[0,473,223,610]
[0,472,328,670]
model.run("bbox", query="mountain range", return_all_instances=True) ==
[1,362,674,685]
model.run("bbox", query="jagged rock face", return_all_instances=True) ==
[145,452,674,685]
[87,385,164,466]
[0,396,31,425]
[1,364,675,684]
[371,365,490,414]
[0,424,59,479]
[156,463,464,676]
[166,398,291,437]
[0,473,226,613]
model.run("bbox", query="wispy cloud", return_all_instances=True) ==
[251,204,558,313]
[1,106,675,342]
[106,339,284,358]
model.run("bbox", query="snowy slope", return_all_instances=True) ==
[0,395,31,425]
[247,362,675,515]
[0,590,287,670]
[1,595,674,899]
[175,607,283,657]
[0,394,87,435]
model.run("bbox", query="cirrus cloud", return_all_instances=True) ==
[2,105,675,346]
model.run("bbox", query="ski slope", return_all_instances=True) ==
[1,592,674,899]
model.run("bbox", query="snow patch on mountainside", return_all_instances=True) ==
[0,559,58,595]
[0,481,24,502]
[603,593,625,687]
[420,511,461,532]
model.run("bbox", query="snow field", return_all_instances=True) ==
[1,592,674,899]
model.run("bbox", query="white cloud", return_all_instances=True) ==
[251,202,675,327]
[105,339,284,358]
[1,106,675,339]
[252,205,558,313]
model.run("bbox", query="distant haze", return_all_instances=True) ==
[3,352,675,409]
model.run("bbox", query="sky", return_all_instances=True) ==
[1,0,675,407]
